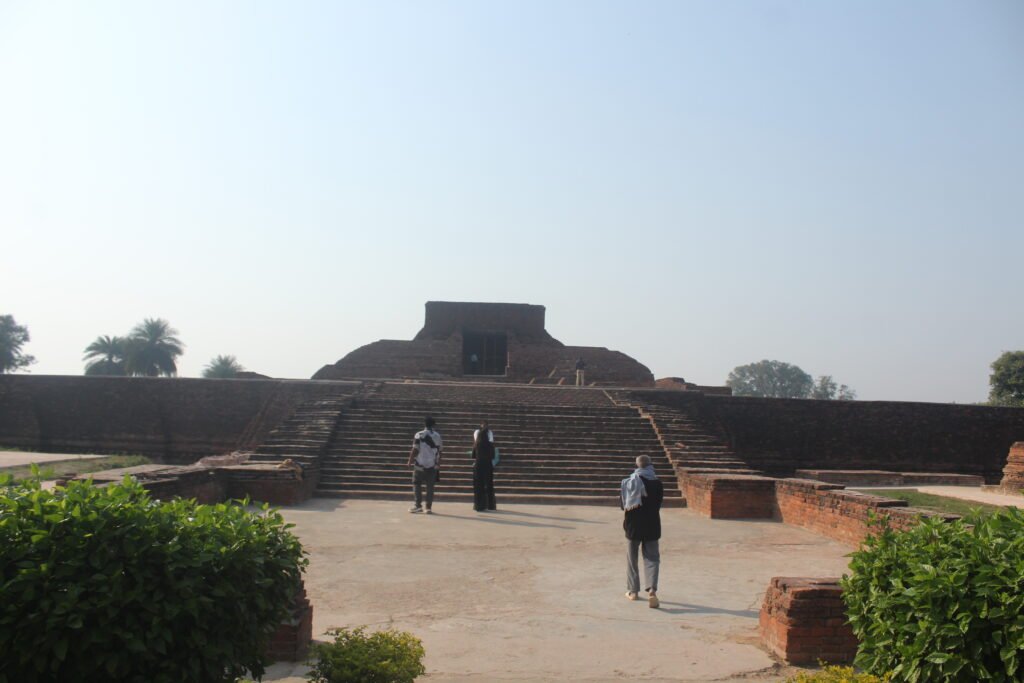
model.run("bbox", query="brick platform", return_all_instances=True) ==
[80,462,318,506]
[795,469,985,487]
[759,577,858,665]
[266,585,314,662]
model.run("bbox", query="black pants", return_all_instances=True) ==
[473,463,496,511]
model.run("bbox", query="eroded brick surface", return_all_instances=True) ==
[759,577,858,665]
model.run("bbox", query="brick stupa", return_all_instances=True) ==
[313,301,654,386]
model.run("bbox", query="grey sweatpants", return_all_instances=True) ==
[412,466,437,509]
[626,539,660,593]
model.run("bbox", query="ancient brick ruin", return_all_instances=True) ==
[760,577,858,665]
[2,302,1024,668]
[313,301,655,386]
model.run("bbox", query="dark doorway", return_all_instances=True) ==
[462,331,508,376]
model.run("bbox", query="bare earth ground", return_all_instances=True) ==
[264,499,852,683]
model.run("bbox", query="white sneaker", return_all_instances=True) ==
[625,591,639,601]
[409,506,423,514]
[424,508,433,515]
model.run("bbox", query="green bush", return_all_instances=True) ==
[787,665,889,682]
[0,476,306,682]
[307,627,426,683]
[843,509,1024,682]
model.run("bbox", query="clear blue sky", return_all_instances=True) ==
[2,1,1022,403]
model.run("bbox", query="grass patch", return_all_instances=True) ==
[0,455,152,482]
[858,488,1004,518]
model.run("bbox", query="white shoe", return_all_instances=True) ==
[648,592,660,609]
[409,506,423,513]
[424,508,433,515]
[625,591,639,601]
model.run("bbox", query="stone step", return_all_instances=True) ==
[325,451,670,463]
[319,471,679,485]
[314,488,686,507]
[320,461,671,475]
[328,440,664,452]
[316,481,685,498]
[320,474,681,492]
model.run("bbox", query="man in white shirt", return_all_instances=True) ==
[407,416,443,514]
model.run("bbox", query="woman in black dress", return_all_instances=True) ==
[472,420,497,512]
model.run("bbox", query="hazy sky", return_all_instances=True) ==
[2,1,1022,403]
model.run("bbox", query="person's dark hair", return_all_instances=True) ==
[475,421,490,447]
[424,416,435,429]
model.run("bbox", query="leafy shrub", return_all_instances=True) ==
[843,509,1024,682]
[0,477,306,682]
[307,627,426,683]
[787,665,890,682]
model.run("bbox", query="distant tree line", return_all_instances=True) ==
[83,318,247,378]
[726,359,857,400]
[84,318,186,377]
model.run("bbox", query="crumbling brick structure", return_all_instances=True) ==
[312,301,654,386]
[760,577,858,665]
[999,442,1024,490]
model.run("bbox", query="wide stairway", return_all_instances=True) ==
[640,404,760,475]
[317,385,684,506]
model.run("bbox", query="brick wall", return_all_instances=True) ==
[759,577,858,665]
[682,472,953,545]
[266,584,314,662]
[315,339,654,385]
[0,375,360,464]
[772,478,946,546]
[681,474,776,518]
[634,390,1024,483]
[414,301,554,343]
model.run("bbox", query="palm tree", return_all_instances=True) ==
[203,355,244,378]
[83,335,127,376]
[124,318,184,377]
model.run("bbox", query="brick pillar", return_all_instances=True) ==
[266,584,314,662]
[1000,442,1024,490]
[759,577,858,665]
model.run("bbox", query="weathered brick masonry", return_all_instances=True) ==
[266,584,314,662]
[682,474,776,518]
[0,375,360,464]
[85,462,320,507]
[636,390,1024,483]
[759,577,858,665]
[681,472,954,545]
[999,442,1024,490]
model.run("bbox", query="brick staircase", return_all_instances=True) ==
[250,393,355,465]
[529,360,576,386]
[315,383,683,506]
[636,403,760,476]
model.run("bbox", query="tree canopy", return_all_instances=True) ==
[989,351,1024,407]
[811,374,857,401]
[203,355,244,379]
[726,360,813,398]
[727,360,856,400]
[125,318,184,377]
[83,318,184,377]
[83,335,127,376]
[0,315,36,373]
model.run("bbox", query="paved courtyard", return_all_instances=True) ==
[265,499,852,682]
